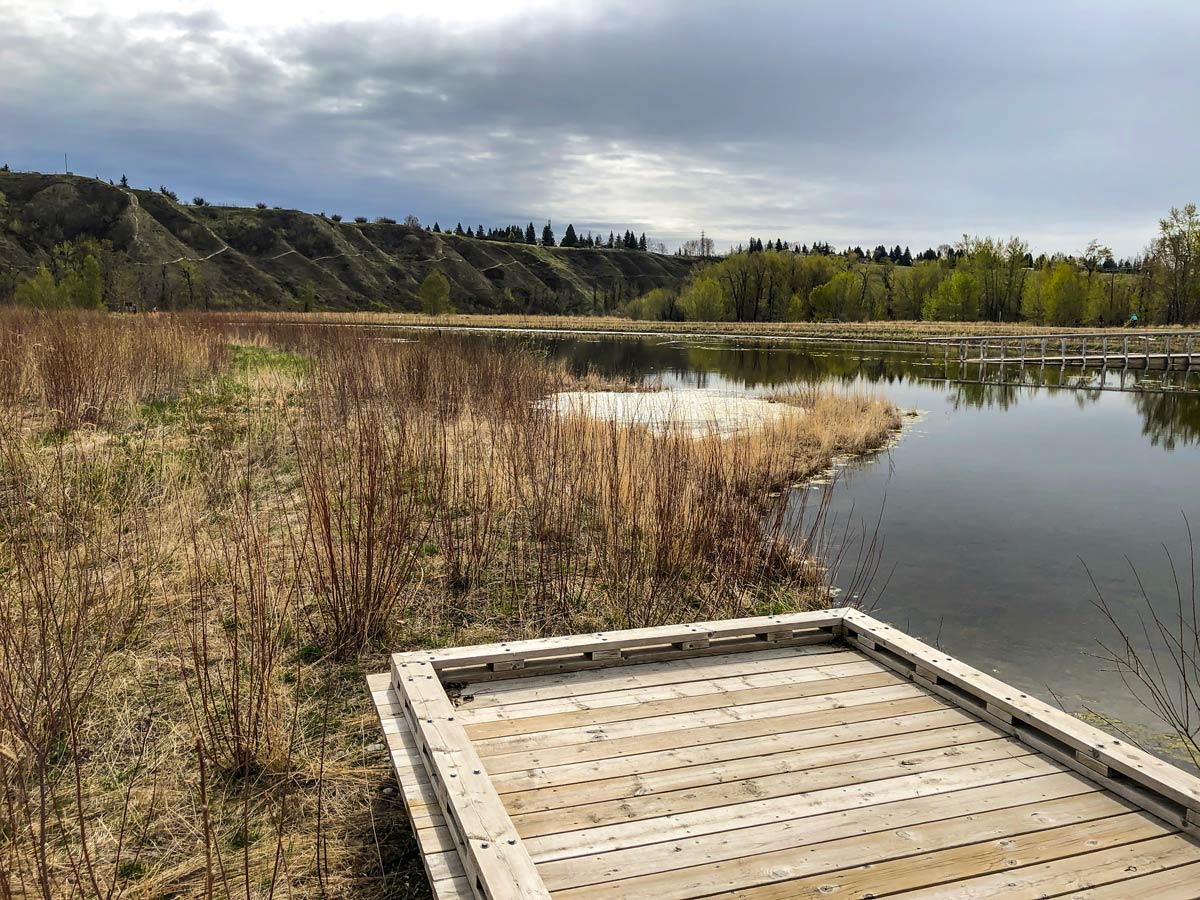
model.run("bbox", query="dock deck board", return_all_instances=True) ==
[368,610,1200,899]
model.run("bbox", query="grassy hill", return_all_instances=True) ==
[0,172,699,312]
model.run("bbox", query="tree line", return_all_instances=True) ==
[627,206,1200,326]
[391,216,651,252]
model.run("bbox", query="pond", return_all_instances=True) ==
[433,329,1200,761]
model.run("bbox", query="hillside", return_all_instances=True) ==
[0,172,699,312]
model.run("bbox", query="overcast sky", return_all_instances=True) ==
[2,1,1197,255]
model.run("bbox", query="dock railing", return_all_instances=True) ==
[924,329,1200,370]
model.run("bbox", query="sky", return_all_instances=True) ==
[2,1,1198,256]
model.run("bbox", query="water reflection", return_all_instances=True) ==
[520,333,1200,447]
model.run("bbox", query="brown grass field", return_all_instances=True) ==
[0,309,899,900]
[203,311,1193,342]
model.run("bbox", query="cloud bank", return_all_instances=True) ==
[2,0,1197,254]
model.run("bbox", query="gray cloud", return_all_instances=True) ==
[2,0,1198,254]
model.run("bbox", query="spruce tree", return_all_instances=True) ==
[541,222,556,247]
[119,174,128,188]
[525,222,536,244]
[433,222,441,233]
[607,232,615,248]
[454,222,464,235]
[638,233,647,251]
[562,223,578,247]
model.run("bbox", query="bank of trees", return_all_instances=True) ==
[10,242,108,309]
[625,208,1200,326]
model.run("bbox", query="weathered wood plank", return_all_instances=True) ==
[523,755,1066,861]
[457,657,881,724]
[393,610,844,669]
[391,660,551,899]
[554,806,1150,900]
[502,722,1002,815]
[366,674,472,900]
[535,772,1102,889]
[481,694,946,775]
[490,707,975,794]
[1061,860,1200,898]
[706,823,1191,900]
[464,668,899,740]
[874,833,1200,900]
[471,682,927,757]
[511,738,1034,838]
[462,645,843,709]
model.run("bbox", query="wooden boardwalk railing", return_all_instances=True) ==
[925,330,1200,370]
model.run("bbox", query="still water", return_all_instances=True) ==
[454,330,1200,757]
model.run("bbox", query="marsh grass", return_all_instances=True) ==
[0,308,900,899]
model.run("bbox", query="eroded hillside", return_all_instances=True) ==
[0,172,697,311]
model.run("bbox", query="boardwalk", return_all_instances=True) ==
[368,610,1200,899]
[927,330,1200,370]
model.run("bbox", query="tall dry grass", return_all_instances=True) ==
[0,310,227,429]
[0,437,158,900]
[0,307,900,899]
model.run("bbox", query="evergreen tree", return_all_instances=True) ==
[477,225,484,238]
[900,246,913,266]
[541,222,556,247]
[562,223,578,247]
[525,222,536,244]
[638,233,647,251]
[433,222,441,233]
[119,174,128,188]
[454,222,464,235]
[607,232,615,248]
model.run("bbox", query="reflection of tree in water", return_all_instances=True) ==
[492,332,1200,449]
[1134,392,1200,450]
[547,335,939,389]
[946,381,1023,412]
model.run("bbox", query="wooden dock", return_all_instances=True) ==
[368,609,1200,898]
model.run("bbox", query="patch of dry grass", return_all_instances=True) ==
[0,309,900,900]
[199,310,1190,342]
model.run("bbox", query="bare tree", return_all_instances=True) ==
[1086,514,1198,769]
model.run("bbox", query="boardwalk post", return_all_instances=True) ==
[999,339,1005,363]
[1060,337,1067,361]
[1166,334,1172,368]
[1101,336,1107,366]
[1124,336,1129,365]
[1041,337,1047,362]
[1144,336,1151,367]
